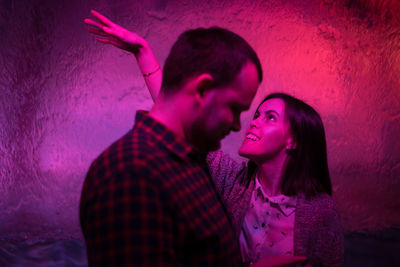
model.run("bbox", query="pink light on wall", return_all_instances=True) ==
[0,0,399,242]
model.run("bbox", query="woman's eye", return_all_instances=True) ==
[267,114,276,121]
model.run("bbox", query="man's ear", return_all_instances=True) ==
[192,73,214,104]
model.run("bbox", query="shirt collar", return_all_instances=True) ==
[134,110,205,161]
[254,176,297,217]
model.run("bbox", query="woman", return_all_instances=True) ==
[85,10,343,266]
[208,94,343,266]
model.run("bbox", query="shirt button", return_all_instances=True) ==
[262,222,265,227]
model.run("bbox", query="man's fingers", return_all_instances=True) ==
[91,10,114,27]
[293,256,307,261]
[281,256,307,264]
[255,255,308,267]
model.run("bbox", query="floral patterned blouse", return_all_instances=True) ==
[239,176,297,263]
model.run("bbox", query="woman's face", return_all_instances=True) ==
[238,98,295,163]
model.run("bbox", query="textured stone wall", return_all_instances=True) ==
[0,0,399,241]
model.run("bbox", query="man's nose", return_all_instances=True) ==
[232,116,241,132]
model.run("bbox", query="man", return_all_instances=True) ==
[80,21,262,266]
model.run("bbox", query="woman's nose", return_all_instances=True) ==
[250,118,259,128]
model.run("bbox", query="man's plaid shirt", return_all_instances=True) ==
[80,111,242,266]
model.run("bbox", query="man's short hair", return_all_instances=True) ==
[161,27,263,94]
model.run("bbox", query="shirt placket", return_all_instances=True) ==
[252,189,273,260]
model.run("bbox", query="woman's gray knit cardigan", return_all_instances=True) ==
[207,150,344,267]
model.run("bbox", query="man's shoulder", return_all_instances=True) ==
[109,126,161,155]
[89,128,165,177]
[81,127,169,203]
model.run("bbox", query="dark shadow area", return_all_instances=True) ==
[1,228,399,266]
[0,239,87,267]
[344,228,400,267]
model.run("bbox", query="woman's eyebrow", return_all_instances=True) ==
[264,110,280,117]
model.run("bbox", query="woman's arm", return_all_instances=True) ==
[84,10,162,101]
[318,198,344,267]
[298,195,344,267]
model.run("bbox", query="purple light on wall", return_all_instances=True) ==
[0,0,399,244]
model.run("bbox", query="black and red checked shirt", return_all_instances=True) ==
[80,110,242,266]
